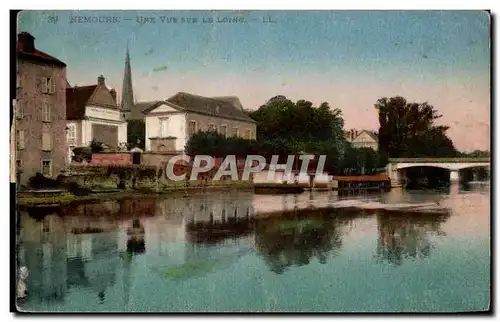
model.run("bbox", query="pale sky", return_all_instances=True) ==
[18,10,490,152]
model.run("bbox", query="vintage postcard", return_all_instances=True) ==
[12,10,491,313]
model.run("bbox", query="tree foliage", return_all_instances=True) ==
[90,139,104,153]
[460,150,490,157]
[127,119,146,150]
[185,96,391,175]
[375,96,458,159]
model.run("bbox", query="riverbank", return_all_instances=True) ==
[16,182,254,206]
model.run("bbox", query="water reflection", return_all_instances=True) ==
[253,209,364,274]
[375,210,450,265]
[16,189,470,311]
[20,213,67,303]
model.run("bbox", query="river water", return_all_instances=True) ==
[15,183,490,312]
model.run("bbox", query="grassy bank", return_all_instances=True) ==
[16,181,254,206]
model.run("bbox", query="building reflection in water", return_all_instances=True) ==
[375,209,451,265]
[17,198,159,308]
[19,211,68,304]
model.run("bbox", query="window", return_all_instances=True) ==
[41,160,52,177]
[41,77,48,93]
[67,124,76,140]
[42,102,50,122]
[16,100,23,119]
[16,160,22,170]
[159,117,169,137]
[245,129,251,139]
[16,75,21,89]
[220,125,227,138]
[41,77,55,94]
[42,131,51,151]
[232,127,239,137]
[188,121,197,136]
[17,130,25,150]
[209,124,216,132]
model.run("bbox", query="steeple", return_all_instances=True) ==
[121,43,134,113]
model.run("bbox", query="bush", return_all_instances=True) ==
[90,139,104,153]
[28,173,62,189]
[72,147,92,163]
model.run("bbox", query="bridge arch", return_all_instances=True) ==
[396,164,452,171]
[387,158,490,187]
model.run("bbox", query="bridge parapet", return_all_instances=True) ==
[388,157,490,163]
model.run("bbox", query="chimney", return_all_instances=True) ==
[110,88,117,103]
[18,32,35,53]
[98,75,105,86]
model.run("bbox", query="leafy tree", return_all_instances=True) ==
[127,120,145,150]
[375,96,458,160]
[186,96,387,175]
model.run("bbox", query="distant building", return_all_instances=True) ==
[143,92,257,152]
[66,75,127,156]
[15,32,67,184]
[344,129,379,151]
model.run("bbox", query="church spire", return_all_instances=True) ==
[121,43,134,113]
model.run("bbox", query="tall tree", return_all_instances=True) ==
[375,96,458,160]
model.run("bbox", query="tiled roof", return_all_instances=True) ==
[165,92,256,123]
[130,101,163,120]
[17,33,66,67]
[66,85,97,120]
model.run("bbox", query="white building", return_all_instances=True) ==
[345,129,379,151]
[66,75,127,160]
[141,92,256,153]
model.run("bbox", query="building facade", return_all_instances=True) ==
[66,75,127,160]
[16,32,67,184]
[143,92,256,152]
[344,129,379,151]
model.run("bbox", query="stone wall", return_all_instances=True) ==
[89,153,132,166]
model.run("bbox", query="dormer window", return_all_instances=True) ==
[216,105,220,113]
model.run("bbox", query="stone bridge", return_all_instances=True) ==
[387,157,490,186]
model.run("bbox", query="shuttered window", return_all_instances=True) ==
[42,131,51,151]
[42,102,51,122]
[41,160,52,177]
[41,77,48,93]
[41,77,55,94]
[67,124,75,140]
[50,78,56,94]
[159,118,169,137]
[16,101,23,119]
[220,125,227,138]
[17,130,25,150]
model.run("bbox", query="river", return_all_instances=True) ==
[15,183,490,312]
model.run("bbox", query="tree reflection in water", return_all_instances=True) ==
[375,210,450,265]
[254,209,352,274]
